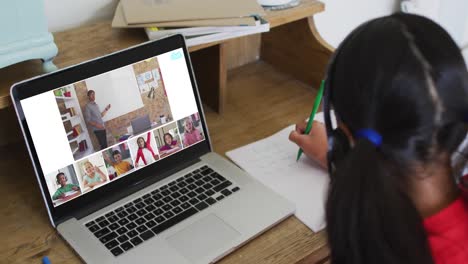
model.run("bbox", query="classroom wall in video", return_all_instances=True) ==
[132,58,173,124]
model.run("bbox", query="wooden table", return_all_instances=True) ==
[0,61,330,264]
[0,1,332,263]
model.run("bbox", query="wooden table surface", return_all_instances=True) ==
[0,61,329,263]
[0,0,331,262]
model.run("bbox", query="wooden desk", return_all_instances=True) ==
[0,1,332,263]
[0,61,329,264]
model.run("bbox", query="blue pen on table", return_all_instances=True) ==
[296,80,325,161]
[42,256,51,264]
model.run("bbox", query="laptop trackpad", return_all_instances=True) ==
[167,214,240,262]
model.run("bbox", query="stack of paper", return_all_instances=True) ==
[145,16,269,47]
[112,0,269,46]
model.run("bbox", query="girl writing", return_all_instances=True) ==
[289,13,468,264]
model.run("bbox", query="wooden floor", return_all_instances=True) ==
[0,61,329,263]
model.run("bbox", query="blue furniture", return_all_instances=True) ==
[0,0,58,72]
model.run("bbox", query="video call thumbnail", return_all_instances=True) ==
[45,164,82,207]
[154,122,183,159]
[102,142,135,180]
[128,131,160,169]
[177,113,205,148]
[74,152,109,193]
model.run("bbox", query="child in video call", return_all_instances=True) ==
[182,117,202,146]
[52,172,80,200]
[135,133,158,167]
[82,161,107,189]
[159,133,180,154]
[288,14,468,264]
[103,150,133,176]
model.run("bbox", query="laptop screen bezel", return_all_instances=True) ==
[10,34,212,225]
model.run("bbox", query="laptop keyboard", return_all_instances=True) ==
[84,165,241,256]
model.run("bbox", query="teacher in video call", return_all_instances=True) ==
[84,90,111,150]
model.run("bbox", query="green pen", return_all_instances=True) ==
[296,80,325,161]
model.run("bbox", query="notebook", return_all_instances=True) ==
[226,113,330,232]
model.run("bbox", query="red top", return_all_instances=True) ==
[135,132,157,165]
[423,175,468,264]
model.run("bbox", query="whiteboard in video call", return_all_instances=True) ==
[85,66,144,122]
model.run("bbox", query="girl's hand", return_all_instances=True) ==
[289,120,328,169]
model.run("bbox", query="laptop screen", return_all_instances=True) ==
[19,46,207,208]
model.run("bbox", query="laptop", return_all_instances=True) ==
[11,34,294,264]
[131,114,151,135]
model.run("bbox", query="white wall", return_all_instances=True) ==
[438,0,468,63]
[436,0,468,64]
[400,0,468,63]
[314,0,468,63]
[45,0,119,32]
[314,0,399,48]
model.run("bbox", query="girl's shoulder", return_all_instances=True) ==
[424,179,468,264]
